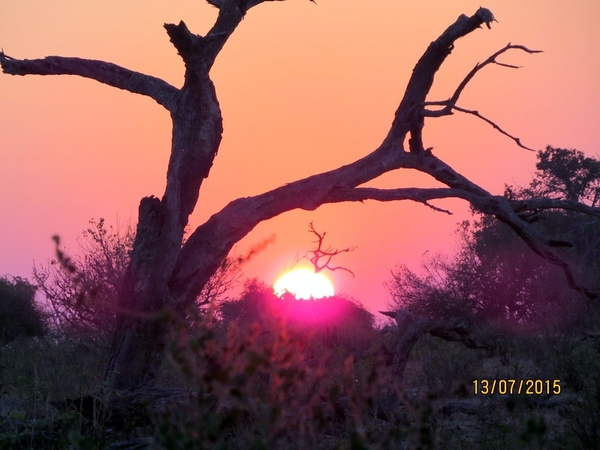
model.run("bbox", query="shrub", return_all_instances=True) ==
[0,276,45,344]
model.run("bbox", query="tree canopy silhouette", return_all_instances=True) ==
[388,147,600,332]
[0,276,46,344]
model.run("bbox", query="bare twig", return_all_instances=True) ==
[422,201,453,215]
[422,43,542,151]
[304,222,356,277]
[453,106,536,151]
[433,44,542,114]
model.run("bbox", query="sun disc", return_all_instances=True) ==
[274,268,334,300]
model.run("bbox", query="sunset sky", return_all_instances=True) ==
[1,1,599,315]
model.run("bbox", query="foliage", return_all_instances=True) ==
[32,218,240,336]
[386,227,579,330]
[0,335,110,449]
[514,146,600,204]
[2,318,599,448]
[388,147,600,332]
[0,276,45,344]
[160,315,412,450]
[32,219,133,335]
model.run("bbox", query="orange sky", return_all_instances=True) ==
[1,1,599,315]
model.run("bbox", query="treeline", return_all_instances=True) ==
[388,146,600,334]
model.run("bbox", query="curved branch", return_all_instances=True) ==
[423,103,535,151]
[386,7,497,153]
[168,170,483,309]
[202,1,245,69]
[171,155,600,309]
[203,0,302,67]
[449,44,542,106]
[0,52,178,110]
[169,0,278,72]
[408,153,600,300]
[380,309,484,379]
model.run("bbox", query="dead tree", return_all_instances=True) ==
[380,310,484,380]
[2,4,599,391]
[303,222,355,277]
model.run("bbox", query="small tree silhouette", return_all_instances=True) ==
[0,276,45,343]
[303,222,355,277]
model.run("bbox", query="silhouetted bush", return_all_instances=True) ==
[33,218,240,336]
[0,276,45,344]
[219,279,376,354]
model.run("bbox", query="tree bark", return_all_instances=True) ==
[2,3,598,392]
[104,21,230,391]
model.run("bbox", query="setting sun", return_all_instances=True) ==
[274,268,334,300]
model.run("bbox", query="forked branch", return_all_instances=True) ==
[428,44,542,113]
[424,44,543,151]
[305,222,355,277]
[389,7,499,153]
[199,0,304,67]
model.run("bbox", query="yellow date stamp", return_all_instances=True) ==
[472,379,561,395]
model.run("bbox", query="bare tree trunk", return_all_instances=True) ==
[104,197,181,390]
[105,49,225,390]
